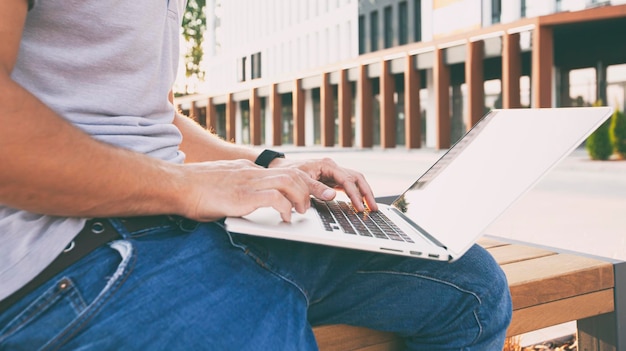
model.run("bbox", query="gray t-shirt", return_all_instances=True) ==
[1,0,187,301]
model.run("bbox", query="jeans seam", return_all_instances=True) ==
[224,229,311,306]
[0,278,77,343]
[41,240,137,351]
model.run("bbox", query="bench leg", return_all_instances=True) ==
[578,312,617,351]
[578,261,626,351]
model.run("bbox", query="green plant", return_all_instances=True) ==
[181,0,207,92]
[586,117,613,160]
[610,109,626,158]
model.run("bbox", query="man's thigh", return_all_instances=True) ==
[0,222,317,351]
[229,234,511,350]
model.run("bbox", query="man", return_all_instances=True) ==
[0,0,512,349]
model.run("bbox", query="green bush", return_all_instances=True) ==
[586,117,613,160]
[610,109,626,158]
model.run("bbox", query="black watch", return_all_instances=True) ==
[254,149,285,168]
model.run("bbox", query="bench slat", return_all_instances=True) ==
[486,243,556,265]
[501,253,614,309]
[477,237,509,249]
[508,289,615,336]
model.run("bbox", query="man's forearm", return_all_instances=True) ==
[0,78,186,218]
[173,112,260,163]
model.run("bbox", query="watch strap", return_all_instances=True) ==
[254,149,285,168]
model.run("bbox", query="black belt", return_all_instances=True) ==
[0,215,176,314]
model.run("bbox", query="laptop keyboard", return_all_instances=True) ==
[311,198,414,243]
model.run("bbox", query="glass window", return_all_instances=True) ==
[384,6,393,49]
[237,56,246,82]
[492,0,501,24]
[413,0,422,42]
[251,52,262,80]
[359,15,366,54]
[370,11,379,52]
[399,1,408,45]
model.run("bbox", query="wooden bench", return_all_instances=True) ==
[313,236,626,351]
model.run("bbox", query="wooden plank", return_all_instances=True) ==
[507,289,615,337]
[477,237,508,249]
[502,253,614,309]
[487,244,556,265]
[314,325,401,351]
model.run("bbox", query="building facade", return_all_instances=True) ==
[176,0,626,150]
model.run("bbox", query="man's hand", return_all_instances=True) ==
[267,157,378,213]
[179,160,314,223]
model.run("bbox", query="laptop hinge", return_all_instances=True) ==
[390,207,447,249]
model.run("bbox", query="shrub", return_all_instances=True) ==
[610,109,626,158]
[586,117,613,160]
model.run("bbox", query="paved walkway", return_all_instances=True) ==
[277,146,626,346]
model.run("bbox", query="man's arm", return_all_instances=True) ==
[173,112,378,212]
[0,0,312,222]
[0,0,188,218]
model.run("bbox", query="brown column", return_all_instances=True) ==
[338,69,353,147]
[380,59,396,148]
[293,79,306,146]
[320,73,335,147]
[206,97,217,133]
[434,47,451,149]
[404,54,421,149]
[269,84,282,146]
[532,25,554,108]
[225,94,236,142]
[466,40,485,130]
[502,32,522,109]
[190,100,200,123]
[250,88,261,146]
[357,64,373,148]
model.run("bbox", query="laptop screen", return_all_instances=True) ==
[392,107,613,257]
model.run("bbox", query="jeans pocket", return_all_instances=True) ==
[0,240,135,351]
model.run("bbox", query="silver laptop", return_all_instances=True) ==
[225,107,613,262]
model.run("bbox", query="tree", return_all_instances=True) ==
[181,0,207,93]
[610,109,626,158]
[585,100,613,160]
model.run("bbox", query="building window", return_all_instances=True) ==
[491,0,501,24]
[521,0,527,17]
[370,11,378,52]
[413,0,422,42]
[383,6,393,49]
[251,52,262,79]
[398,1,408,45]
[237,56,246,82]
[359,15,366,54]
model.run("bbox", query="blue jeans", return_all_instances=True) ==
[0,219,511,350]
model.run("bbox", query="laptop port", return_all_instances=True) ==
[428,253,440,259]
[380,247,403,253]
[410,251,422,256]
